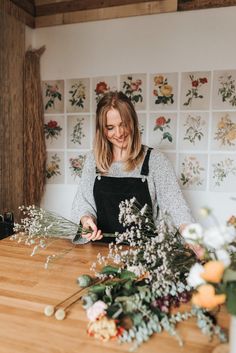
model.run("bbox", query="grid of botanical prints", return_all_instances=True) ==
[42,69,236,192]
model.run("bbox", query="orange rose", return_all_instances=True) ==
[192,284,226,309]
[160,84,173,97]
[201,261,225,283]
[154,75,164,85]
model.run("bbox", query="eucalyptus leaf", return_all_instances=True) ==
[223,268,236,283]
[100,265,120,275]
[120,270,136,280]
[225,282,236,315]
[88,284,106,294]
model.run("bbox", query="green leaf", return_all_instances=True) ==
[88,284,106,294]
[225,282,236,315]
[223,269,236,283]
[100,265,120,275]
[120,270,136,280]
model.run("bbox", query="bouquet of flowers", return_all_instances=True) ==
[74,199,227,349]
[182,209,236,314]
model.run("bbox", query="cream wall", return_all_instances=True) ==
[27,6,236,222]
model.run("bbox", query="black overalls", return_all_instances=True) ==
[93,148,153,242]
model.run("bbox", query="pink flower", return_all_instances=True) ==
[86,300,107,322]
[155,116,166,126]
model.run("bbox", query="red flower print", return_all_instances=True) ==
[192,80,199,88]
[156,116,166,126]
[47,120,58,128]
[95,81,108,94]
[199,77,208,84]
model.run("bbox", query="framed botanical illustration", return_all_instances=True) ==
[211,111,236,150]
[46,151,65,184]
[66,78,90,113]
[209,154,236,192]
[67,115,91,149]
[137,113,147,145]
[148,113,177,150]
[180,71,211,110]
[67,152,86,184]
[120,73,147,110]
[178,153,208,191]
[150,72,178,111]
[212,70,236,110]
[44,115,65,149]
[42,80,64,114]
[92,76,118,112]
[178,112,209,151]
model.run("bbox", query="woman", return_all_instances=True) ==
[71,91,194,243]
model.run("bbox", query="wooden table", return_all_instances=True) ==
[0,237,230,353]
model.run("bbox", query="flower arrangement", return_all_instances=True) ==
[44,120,62,141]
[74,199,226,349]
[183,75,208,107]
[122,76,143,105]
[153,116,172,143]
[69,81,86,108]
[153,75,174,106]
[45,83,62,110]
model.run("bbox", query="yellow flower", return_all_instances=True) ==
[154,75,164,85]
[160,84,173,96]
[87,316,118,342]
[226,129,236,141]
[201,261,225,283]
[217,118,226,129]
[192,284,226,309]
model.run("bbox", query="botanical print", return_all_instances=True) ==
[46,153,61,179]
[46,152,65,184]
[150,73,178,110]
[120,73,147,110]
[71,117,85,145]
[66,78,90,113]
[69,155,86,179]
[137,113,147,144]
[67,115,91,149]
[178,154,207,191]
[44,119,62,141]
[149,113,177,150]
[212,70,236,109]
[92,76,118,111]
[210,154,236,192]
[180,71,210,110]
[44,116,65,149]
[42,80,64,114]
[211,112,236,151]
[179,112,209,151]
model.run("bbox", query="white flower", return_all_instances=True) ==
[55,308,66,320]
[182,223,203,244]
[199,207,211,217]
[215,249,231,267]
[86,300,107,322]
[187,263,205,288]
[44,305,55,317]
[203,226,236,250]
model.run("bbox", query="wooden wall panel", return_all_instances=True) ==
[0,0,25,220]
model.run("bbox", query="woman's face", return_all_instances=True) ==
[105,108,129,149]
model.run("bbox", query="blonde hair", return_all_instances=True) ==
[94,91,144,172]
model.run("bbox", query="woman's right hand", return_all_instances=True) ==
[80,216,103,241]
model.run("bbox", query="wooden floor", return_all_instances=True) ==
[0,237,230,353]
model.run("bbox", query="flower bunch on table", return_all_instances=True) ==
[77,199,226,349]
[182,210,236,315]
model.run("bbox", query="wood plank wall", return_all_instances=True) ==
[0,0,25,220]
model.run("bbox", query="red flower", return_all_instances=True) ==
[95,81,108,94]
[199,77,208,84]
[192,80,199,88]
[156,116,166,126]
[47,120,58,128]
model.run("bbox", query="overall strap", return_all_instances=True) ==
[140,147,153,176]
